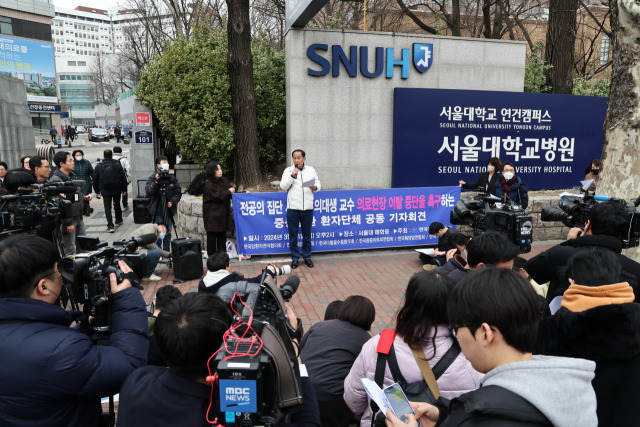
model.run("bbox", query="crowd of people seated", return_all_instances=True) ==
[3,153,635,427]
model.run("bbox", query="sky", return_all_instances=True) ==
[51,0,123,12]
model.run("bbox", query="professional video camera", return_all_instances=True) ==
[58,234,155,340]
[541,193,640,248]
[450,192,533,253]
[212,267,303,426]
[0,182,79,241]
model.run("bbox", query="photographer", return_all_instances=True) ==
[51,151,91,256]
[526,201,640,302]
[117,292,321,426]
[131,222,170,282]
[0,235,148,426]
[199,251,276,294]
[145,156,181,251]
[30,156,52,184]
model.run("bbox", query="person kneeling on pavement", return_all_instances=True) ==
[199,251,277,294]
[132,222,170,282]
[117,292,322,426]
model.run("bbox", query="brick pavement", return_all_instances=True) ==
[83,194,561,335]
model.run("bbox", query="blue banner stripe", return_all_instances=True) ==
[233,187,460,256]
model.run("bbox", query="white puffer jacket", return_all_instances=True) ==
[280,164,321,211]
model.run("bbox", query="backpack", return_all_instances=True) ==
[185,172,207,196]
[371,329,461,427]
[114,155,132,184]
[100,160,121,189]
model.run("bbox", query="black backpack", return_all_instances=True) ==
[100,161,121,189]
[185,172,207,196]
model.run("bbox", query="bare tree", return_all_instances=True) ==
[543,0,578,93]
[574,0,612,78]
[90,52,118,104]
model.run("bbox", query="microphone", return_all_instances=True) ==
[280,275,300,301]
[135,233,158,247]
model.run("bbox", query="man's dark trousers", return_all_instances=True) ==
[103,194,122,227]
[287,209,313,261]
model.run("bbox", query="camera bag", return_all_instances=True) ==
[370,329,461,427]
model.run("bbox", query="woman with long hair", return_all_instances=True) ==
[459,157,502,196]
[344,271,481,426]
[202,160,235,257]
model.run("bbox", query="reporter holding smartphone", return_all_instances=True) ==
[280,149,321,270]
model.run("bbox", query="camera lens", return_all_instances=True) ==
[274,265,292,276]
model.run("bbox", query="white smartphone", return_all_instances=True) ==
[383,382,418,425]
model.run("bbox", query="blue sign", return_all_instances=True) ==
[28,103,62,113]
[219,379,258,413]
[233,187,460,256]
[0,36,56,103]
[307,43,435,79]
[134,130,153,144]
[413,44,433,72]
[60,112,69,118]
[392,88,607,190]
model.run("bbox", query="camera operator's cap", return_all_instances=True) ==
[429,222,444,235]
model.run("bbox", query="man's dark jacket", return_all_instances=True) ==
[434,255,469,284]
[117,366,321,427]
[0,289,148,427]
[145,172,181,218]
[435,386,551,426]
[92,158,128,196]
[525,234,640,301]
[536,303,640,427]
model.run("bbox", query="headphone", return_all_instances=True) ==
[42,284,60,300]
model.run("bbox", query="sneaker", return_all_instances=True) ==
[123,205,129,210]
[422,264,436,271]
[142,274,161,282]
[115,220,123,226]
[107,226,115,233]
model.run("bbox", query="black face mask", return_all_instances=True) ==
[592,169,600,176]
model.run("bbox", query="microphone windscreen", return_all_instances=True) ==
[137,233,158,246]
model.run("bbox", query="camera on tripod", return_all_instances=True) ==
[58,234,154,339]
[213,268,303,426]
[541,194,640,248]
[450,192,533,253]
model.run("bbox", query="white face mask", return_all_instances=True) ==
[503,172,515,180]
[75,156,83,161]
[160,163,170,172]
[487,165,495,172]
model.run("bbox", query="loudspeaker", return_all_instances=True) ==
[133,197,151,224]
[171,237,203,280]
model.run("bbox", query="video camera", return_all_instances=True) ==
[213,268,303,426]
[541,194,640,248]
[58,234,154,341]
[0,182,79,240]
[450,192,533,253]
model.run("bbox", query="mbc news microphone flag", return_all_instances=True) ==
[233,186,460,256]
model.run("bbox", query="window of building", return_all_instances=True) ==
[68,61,77,66]
[600,35,610,65]
[78,61,86,66]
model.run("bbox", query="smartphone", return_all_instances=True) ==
[383,383,418,425]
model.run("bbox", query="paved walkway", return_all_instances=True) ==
[83,195,560,335]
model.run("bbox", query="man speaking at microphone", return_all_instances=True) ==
[280,149,321,269]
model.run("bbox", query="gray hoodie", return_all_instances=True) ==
[481,355,597,427]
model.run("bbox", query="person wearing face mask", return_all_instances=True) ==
[0,234,148,426]
[131,222,171,283]
[145,156,182,251]
[494,162,529,209]
[458,157,502,196]
[202,160,235,257]
[583,159,601,193]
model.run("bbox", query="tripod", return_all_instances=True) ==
[151,177,180,251]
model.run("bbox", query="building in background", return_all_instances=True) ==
[0,0,60,134]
